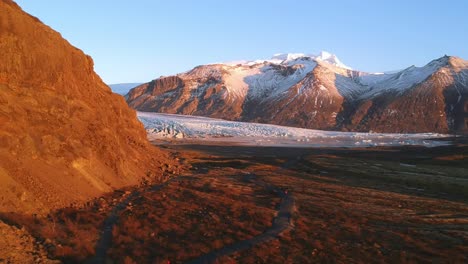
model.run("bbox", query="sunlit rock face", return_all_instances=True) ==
[0,0,170,213]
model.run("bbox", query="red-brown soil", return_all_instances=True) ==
[0,0,172,214]
[0,220,59,263]
[1,139,466,263]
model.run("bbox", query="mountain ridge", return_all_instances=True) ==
[127,53,468,133]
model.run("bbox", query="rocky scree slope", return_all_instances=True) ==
[0,0,171,214]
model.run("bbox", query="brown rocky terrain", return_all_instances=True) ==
[3,139,463,263]
[127,54,468,134]
[0,220,59,263]
[0,0,172,214]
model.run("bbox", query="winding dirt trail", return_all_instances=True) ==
[86,178,177,264]
[87,172,294,264]
[86,191,140,264]
[186,173,295,264]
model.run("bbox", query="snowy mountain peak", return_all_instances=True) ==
[421,55,468,70]
[271,53,307,61]
[428,55,468,69]
[446,55,468,68]
[269,51,351,69]
[315,51,337,62]
[220,51,351,69]
[314,51,351,70]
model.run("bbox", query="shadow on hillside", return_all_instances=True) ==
[0,205,104,263]
[443,69,468,133]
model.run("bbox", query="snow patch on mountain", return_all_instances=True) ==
[223,66,262,99]
[359,57,449,98]
[314,51,351,70]
[271,53,308,63]
[199,57,319,100]
[245,62,317,100]
[222,51,351,69]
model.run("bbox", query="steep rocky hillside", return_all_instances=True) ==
[0,0,171,214]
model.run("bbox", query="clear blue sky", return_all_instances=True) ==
[15,0,468,84]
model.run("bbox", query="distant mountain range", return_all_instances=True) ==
[126,52,468,134]
[109,83,143,95]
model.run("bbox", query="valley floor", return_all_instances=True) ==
[1,138,467,263]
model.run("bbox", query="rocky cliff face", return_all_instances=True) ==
[0,0,170,213]
[342,57,468,133]
[127,53,468,134]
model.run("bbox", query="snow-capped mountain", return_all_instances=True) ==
[126,52,468,133]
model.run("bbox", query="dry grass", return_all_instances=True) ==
[109,171,279,263]
[1,141,467,263]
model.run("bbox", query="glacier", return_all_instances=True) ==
[137,112,452,147]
